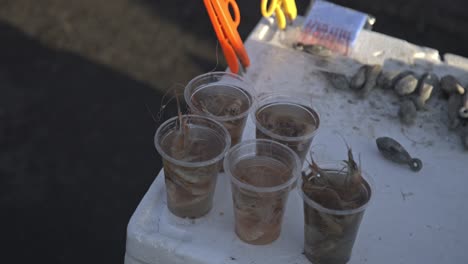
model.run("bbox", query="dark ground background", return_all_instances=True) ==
[1,0,467,263]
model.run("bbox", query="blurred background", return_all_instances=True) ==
[1,0,467,263]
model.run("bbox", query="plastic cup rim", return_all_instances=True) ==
[184,71,254,122]
[154,115,231,168]
[224,139,301,193]
[299,161,375,216]
[252,95,320,142]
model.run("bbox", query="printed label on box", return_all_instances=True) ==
[300,1,368,55]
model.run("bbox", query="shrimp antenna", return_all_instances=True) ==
[174,90,183,130]
[336,132,351,150]
[157,83,186,122]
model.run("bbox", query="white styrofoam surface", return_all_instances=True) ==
[444,53,468,69]
[125,154,307,264]
[126,18,468,264]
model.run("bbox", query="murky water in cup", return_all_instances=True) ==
[155,115,231,218]
[185,72,253,146]
[254,97,320,164]
[231,157,291,244]
[299,163,373,264]
[224,139,300,245]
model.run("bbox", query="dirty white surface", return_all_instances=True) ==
[125,18,468,264]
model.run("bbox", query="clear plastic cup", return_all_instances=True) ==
[224,139,301,245]
[154,115,231,218]
[299,161,374,264]
[184,72,254,147]
[253,95,320,165]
